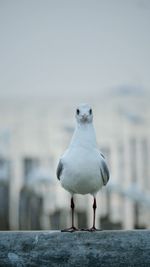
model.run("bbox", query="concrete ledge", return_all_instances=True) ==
[0,230,150,267]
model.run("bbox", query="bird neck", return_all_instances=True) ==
[70,122,97,148]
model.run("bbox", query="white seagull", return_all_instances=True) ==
[56,103,109,232]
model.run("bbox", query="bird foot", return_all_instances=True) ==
[81,227,102,232]
[61,226,79,232]
[88,226,102,232]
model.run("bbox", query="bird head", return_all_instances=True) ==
[75,103,93,124]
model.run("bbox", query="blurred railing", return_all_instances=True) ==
[0,180,9,230]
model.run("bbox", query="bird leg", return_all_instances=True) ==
[81,197,102,231]
[61,197,78,232]
[89,197,97,231]
[88,197,102,231]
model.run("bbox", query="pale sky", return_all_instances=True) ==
[0,0,150,100]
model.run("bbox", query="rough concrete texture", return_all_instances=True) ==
[0,230,150,267]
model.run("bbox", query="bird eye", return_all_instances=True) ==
[89,109,92,115]
[76,109,80,115]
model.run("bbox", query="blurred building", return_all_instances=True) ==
[0,86,150,230]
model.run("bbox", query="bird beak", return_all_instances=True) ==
[81,114,88,121]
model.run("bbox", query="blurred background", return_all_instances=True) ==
[0,0,150,231]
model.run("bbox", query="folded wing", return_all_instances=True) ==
[56,160,63,180]
[100,157,110,186]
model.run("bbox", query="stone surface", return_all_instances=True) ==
[0,230,150,267]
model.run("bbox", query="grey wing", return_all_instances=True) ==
[100,152,105,159]
[100,158,110,186]
[56,160,63,180]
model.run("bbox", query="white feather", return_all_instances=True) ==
[57,103,109,196]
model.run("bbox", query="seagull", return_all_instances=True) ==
[56,103,109,232]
